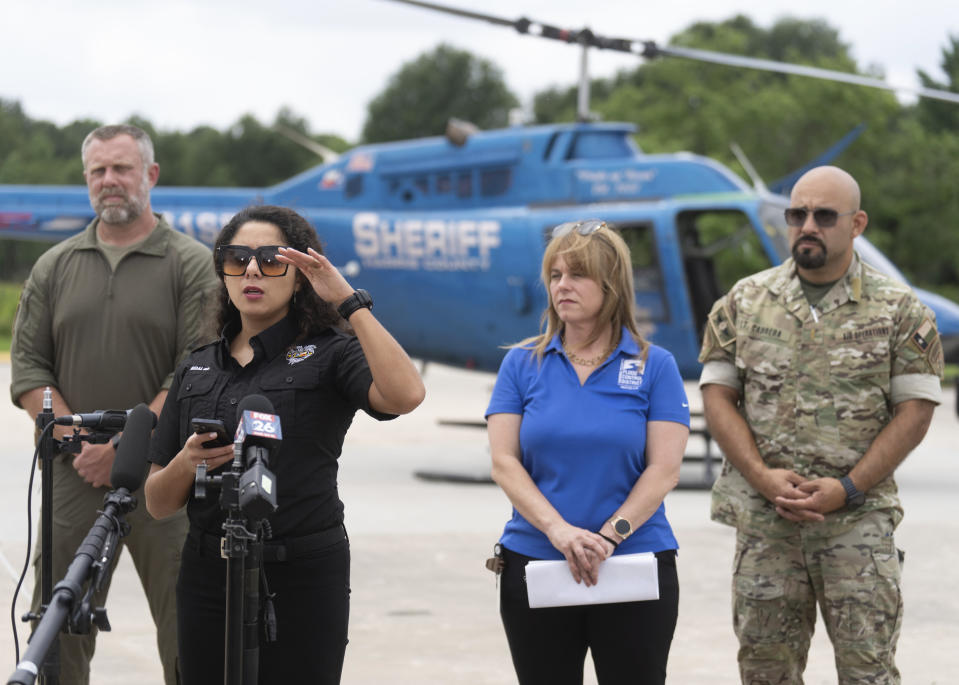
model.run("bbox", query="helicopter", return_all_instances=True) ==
[2,0,959,382]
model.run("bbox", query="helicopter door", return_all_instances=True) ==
[676,210,773,342]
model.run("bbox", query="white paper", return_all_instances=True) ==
[525,552,659,608]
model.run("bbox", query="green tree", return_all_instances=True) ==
[362,44,519,143]
[858,118,959,299]
[916,34,959,133]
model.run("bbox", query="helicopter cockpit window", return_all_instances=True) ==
[480,168,511,197]
[567,132,633,160]
[456,172,473,198]
[677,210,773,340]
[345,174,363,198]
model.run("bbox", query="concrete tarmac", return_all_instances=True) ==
[1,361,956,684]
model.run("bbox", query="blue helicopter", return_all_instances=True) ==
[2,117,958,379]
[3,0,959,380]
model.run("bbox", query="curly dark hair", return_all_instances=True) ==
[209,205,342,341]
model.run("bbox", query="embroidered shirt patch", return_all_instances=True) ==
[286,344,316,365]
[617,358,646,390]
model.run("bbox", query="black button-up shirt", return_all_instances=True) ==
[150,315,394,539]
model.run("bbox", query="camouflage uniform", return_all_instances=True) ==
[698,253,943,685]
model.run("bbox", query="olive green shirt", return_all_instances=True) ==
[10,215,219,413]
[698,253,943,537]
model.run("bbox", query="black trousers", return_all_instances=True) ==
[499,547,679,685]
[176,530,350,685]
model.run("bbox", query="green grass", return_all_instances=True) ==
[0,282,22,355]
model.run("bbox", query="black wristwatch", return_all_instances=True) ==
[839,475,865,510]
[337,289,373,320]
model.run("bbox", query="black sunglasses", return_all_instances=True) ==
[784,207,856,228]
[216,245,289,277]
[551,219,607,239]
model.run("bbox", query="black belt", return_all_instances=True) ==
[188,525,347,563]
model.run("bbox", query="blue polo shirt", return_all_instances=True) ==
[486,328,690,560]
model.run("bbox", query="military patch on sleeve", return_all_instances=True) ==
[929,335,945,373]
[708,303,737,349]
[909,317,936,354]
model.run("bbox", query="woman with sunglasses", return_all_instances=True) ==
[144,205,424,684]
[486,219,690,685]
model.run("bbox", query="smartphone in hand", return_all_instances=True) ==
[190,418,231,448]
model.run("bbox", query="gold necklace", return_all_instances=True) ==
[562,335,617,367]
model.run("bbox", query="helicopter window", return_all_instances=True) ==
[436,173,451,194]
[345,174,363,198]
[480,168,511,197]
[414,176,429,195]
[567,132,633,160]
[618,223,667,322]
[456,172,473,198]
[543,133,559,160]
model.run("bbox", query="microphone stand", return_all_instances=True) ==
[8,487,137,685]
[34,389,59,685]
[197,453,275,685]
[218,464,261,685]
[28,390,120,685]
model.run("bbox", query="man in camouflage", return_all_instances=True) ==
[699,166,943,684]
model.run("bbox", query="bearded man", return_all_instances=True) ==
[11,124,218,684]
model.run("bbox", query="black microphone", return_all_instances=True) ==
[109,403,157,492]
[233,395,281,520]
[54,409,131,432]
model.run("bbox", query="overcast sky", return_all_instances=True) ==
[3,0,956,143]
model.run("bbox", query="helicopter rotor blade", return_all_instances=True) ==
[274,125,341,162]
[654,44,959,105]
[382,0,959,105]
[384,0,516,29]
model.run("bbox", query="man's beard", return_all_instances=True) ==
[92,179,148,224]
[792,237,827,269]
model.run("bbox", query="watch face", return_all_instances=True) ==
[613,518,631,536]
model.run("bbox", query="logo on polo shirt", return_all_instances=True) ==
[189,365,210,371]
[286,344,316,365]
[617,358,646,390]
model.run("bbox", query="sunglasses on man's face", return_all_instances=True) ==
[551,219,607,240]
[216,245,289,277]
[784,207,856,228]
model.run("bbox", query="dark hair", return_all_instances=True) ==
[210,205,341,340]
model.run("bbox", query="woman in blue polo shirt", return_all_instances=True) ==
[486,219,690,685]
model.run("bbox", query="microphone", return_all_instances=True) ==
[109,403,157,492]
[54,409,131,431]
[233,395,281,520]
[233,395,282,456]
